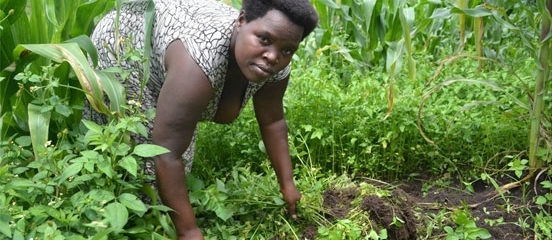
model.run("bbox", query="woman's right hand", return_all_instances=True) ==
[177,227,204,240]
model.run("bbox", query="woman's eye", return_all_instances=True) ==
[283,49,295,56]
[259,36,269,43]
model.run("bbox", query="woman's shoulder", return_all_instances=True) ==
[154,0,238,41]
[152,0,238,81]
[155,0,237,16]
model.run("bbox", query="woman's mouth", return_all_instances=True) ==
[253,64,273,77]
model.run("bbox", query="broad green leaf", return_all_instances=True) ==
[81,149,100,159]
[157,212,176,239]
[28,103,50,159]
[44,0,60,29]
[0,0,28,24]
[118,193,147,217]
[96,70,124,114]
[132,144,171,158]
[186,173,204,191]
[0,165,9,177]
[451,7,492,18]
[363,0,377,32]
[28,0,50,44]
[89,189,115,202]
[32,170,48,181]
[12,230,23,240]
[90,228,112,240]
[81,119,103,133]
[58,162,83,184]
[65,35,99,67]
[0,212,11,237]
[152,232,172,240]
[71,0,115,38]
[104,202,128,233]
[140,0,155,98]
[472,228,492,239]
[148,205,174,212]
[317,0,340,9]
[214,204,234,221]
[14,135,31,147]
[536,196,547,205]
[118,156,137,177]
[55,103,72,117]
[5,178,35,189]
[430,8,451,19]
[272,196,285,205]
[97,158,113,178]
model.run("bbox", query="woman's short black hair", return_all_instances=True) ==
[241,0,319,40]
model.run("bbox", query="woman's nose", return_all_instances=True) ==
[263,49,279,64]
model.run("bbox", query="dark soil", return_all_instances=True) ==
[399,172,549,240]
[302,171,551,240]
[359,188,418,240]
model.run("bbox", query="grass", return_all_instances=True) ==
[195,47,531,182]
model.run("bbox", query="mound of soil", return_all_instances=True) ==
[302,183,418,239]
[359,188,418,240]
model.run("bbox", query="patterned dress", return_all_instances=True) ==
[89,0,291,175]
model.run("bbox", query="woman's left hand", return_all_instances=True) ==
[281,183,301,219]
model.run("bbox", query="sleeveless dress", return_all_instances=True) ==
[88,0,291,174]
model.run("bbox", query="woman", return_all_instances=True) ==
[90,0,318,238]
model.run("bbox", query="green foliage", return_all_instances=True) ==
[0,0,117,146]
[444,209,491,240]
[0,109,173,239]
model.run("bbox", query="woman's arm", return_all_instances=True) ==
[252,76,301,219]
[153,40,211,239]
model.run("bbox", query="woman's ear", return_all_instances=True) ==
[237,10,246,28]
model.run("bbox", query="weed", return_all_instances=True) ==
[443,209,491,240]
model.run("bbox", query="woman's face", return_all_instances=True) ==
[234,9,304,83]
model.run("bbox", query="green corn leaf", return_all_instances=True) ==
[450,6,492,18]
[430,8,451,19]
[140,0,155,100]
[71,0,116,38]
[28,0,50,44]
[27,103,50,159]
[65,35,99,67]
[14,43,116,114]
[0,0,28,24]
[96,70,124,115]
[317,0,340,9]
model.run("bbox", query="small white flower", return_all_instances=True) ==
[90,221,108,228]
[44,140,52,147]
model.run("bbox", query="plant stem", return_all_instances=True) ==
[529,0,551,169]
[456,0,468,53]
